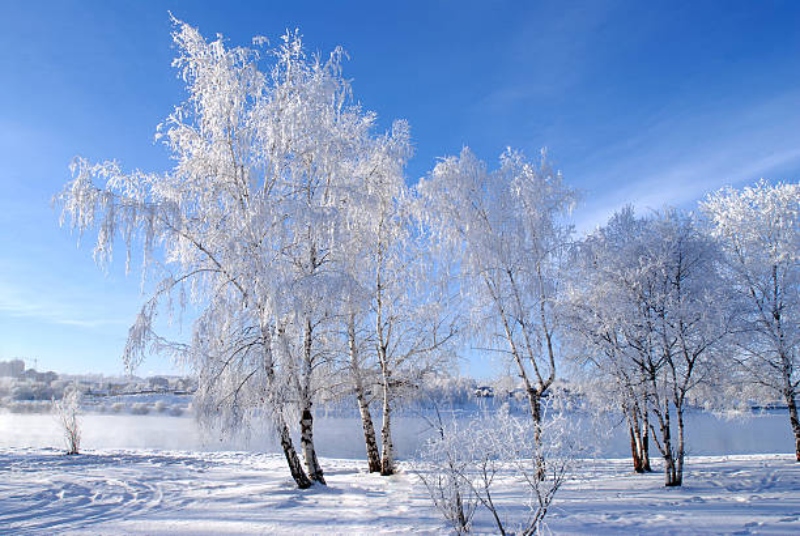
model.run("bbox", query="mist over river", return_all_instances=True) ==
[1,405,793,459]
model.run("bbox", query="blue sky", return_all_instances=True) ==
[1,0,800,377]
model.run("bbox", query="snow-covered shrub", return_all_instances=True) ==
[417,405,571,535]
[11,383,35,401]
[131,403,151,415]
[9,400,52,413]
[54,385,82,455]
[415,409,478,534]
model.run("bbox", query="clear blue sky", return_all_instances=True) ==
[2,0,800,377]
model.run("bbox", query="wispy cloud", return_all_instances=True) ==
[0,259,134,330]
[477,1,620,113]
[571,90,800,233]
[0,285,130,329]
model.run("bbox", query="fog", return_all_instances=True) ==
[0,409,793,459]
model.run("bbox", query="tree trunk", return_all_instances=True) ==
[526,387,545,479]
[300,317,325,485]
[276,413,313,489]
[380,367,395,476]
[356,387,381,473]
[527,387,543,441]
[628,424,644,473]
[624,401,643,473]
[661,410,681,487]
[348,315,381,472]
[641,412,652,472]
[663,453,678,487]
[625,400,652,474]
[300,405,326,484]
[785,388,800,462]
[673,405,685,487]
[262,326,312,489]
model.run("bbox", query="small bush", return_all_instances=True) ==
[416,407,571,535]
[9,400,51,413]
[131,402,151,415]
[54,386,82,455]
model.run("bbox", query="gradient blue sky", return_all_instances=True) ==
[2,0,800,377]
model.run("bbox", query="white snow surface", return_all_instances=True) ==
[1,448,799,535]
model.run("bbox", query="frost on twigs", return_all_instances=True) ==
[416,405,572,535]
[415,408,479,534]
[53,384,82,456]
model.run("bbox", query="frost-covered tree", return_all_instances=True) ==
[419,148,575,459]
[565,207,654,473]
[339,131,459,475]
[568,208,731,486]
[56,19,408,488]
[54,384,82,456]
[417,406,570,535]
[415,409,479,534]
[702,181,800,461]
[368,204,459,476]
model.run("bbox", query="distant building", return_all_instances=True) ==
[22,369,58,384]
[0,359,25,378]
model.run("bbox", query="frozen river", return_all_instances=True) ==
[0,407,793,459]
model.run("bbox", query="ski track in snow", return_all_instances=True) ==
[1,448,799,534]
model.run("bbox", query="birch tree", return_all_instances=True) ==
[569,208,730,486]
[702,181,800,461]
[56,18,406,488]
[340,128,459,475]
[565,207,653,473]
[369,202,459,476]
[419,148,575,459]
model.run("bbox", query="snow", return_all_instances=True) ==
[550,455,800,535]
[2,409,799,533]
[0,448,440,534]
[1,448,799,534]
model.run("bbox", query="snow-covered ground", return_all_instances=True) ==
[1,448,799,534]
[2,409,798,533]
